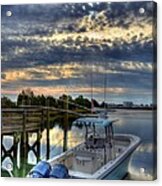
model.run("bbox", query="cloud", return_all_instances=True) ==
[1,60,153,103]
[1,2,156,103]
[2,1,155,71]
[2,61,152,83]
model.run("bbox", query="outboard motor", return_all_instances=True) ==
[49,164,69,179]
[28,161,51,178]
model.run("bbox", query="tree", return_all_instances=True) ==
[46,96,57,107]
[1,96,16,108]
[100,101,108,108]
[16,90,100,112]
[92,99,100,108]
[75,95,91,109]
[17,89,34,106]
[75,95,84,106]
[58,94,68,109]
[17,93,23,106]
[84,98,91,108]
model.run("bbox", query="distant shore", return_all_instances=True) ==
[107,107,156,112]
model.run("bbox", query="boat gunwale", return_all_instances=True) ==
[48,134,141,179]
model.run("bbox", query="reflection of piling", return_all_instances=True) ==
[20,123,28,177]
[21,110,28,163]
[36,130,41,162]
[63,126,67,152]
[1,135,6,163]
[13,133,18,170]
[20,111,27,176]
[46,108,50,159]
[63,97,68,152]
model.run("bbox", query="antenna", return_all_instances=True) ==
[103,62,109,118]
[104,68,107,110]
[91,65,94,113]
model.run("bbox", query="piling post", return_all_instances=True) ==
[13,133,18,166]
[63,96,68,152]
[46,107,50,159]
[36,130,41,162]
[1,134,4,161]
[21,109,28,158]
[20,109,28,176]
[12,133,20,176]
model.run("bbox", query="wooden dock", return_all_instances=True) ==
[1,106,85,175]
[1,106,83,135]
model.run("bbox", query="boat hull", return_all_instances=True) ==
[96,134,140,180]
[30,134,140,180]
[100,153,131,180]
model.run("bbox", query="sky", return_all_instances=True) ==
[1,1,156,104]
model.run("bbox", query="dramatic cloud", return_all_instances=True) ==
[1,2,156,104]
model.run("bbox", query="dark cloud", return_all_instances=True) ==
[1,2,154,24]
[1,2,156,104]
[1,36,154,71]
[1,65,152,90]
[1,2,156,69]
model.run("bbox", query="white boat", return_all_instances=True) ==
[28,114,140,179]
[44,116,141,180]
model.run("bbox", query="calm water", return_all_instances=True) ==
[111,109,156,180]
[2,109,156,180]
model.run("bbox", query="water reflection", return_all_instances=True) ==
[111,110,156,180]
[128,144,155,180]
[1,110,156,180]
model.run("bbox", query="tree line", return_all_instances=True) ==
[1,89,106,110]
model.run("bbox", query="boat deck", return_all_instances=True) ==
[48,134,140,179]
[53,137,129,176]
[69,144,127,178]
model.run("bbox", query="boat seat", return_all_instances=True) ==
[86,137,105,149]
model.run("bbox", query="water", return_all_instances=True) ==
[111,109,156,180]
[2,109,156,180]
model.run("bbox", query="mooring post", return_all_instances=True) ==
[21,109,28,157]
[46,107,50,159]
[63,125,68,152]
[63,96,68,152]
[20,133,28,177]
[13,133,18,166]
[36,130,41,162]
[1,134,4,161]
[41,108,44,130]
[20,109,28,176]
[13,133,20,177]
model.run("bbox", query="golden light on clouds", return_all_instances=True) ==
[14,13,153,53]
[2,71,30,81]
[1,2,155,105]
[2,62,152,83]
[1,85,126,98]
[121,62,153,72]
[34,13,153,51]
[2,64,81,82]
